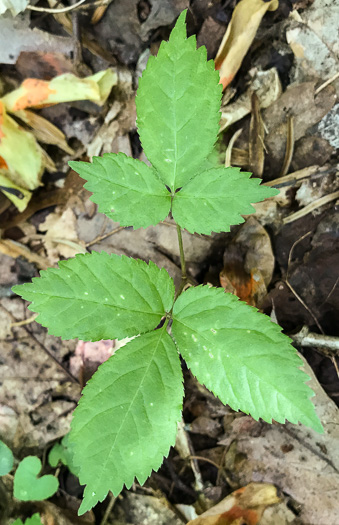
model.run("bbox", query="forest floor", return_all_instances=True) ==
[0,0,338,523]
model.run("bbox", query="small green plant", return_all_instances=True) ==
[14,11,322,516]
[0,439,58,523]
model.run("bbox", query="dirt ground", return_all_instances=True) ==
[0,0,338,523]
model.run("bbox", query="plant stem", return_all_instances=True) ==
[176,224,186,280]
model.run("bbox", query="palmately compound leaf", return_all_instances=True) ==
[13,252,175,341]
[136,10,222,190]
[172,167,278,234]
[69,328,183,515]
[69,154,171,229]
[172,286,323,433]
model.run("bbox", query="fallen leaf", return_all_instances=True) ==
[39,207,86,265]
[0,171,31,212]
[215,0,279,90]
[0,101,53,192]
[249,93,265,177]
[263,82,336,168]
[0,238,49,269]
[187,483,281,524]
[0,15,73,65]
[0,0,28,16]
[13,109,74,154]
[2,69,117,111]
[220,217,274,307]
[220,68,281,132]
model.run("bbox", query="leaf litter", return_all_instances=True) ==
[1,0,339,523]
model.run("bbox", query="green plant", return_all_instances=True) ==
[0,439,58,523]
[13,11,322,516]
[13,513,43,525]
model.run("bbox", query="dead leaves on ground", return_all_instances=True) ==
[215,0,279,90]
[0,69,117,210]
[187,483,281,525]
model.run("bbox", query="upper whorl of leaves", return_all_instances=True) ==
[136,10,222,191]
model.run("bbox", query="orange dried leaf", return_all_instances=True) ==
[2,69,117,112]
[12,78,56,111]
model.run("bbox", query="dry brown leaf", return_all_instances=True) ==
[0,238,49,269]
[215,0,279,90]
[187,483,281,524]
[39,207,86,265]
[14,109,74,154]
[249,93,265,177]
[220,218,274,307]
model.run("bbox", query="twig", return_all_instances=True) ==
[71,0,83,68]
[264,165,324,188]
[176,224,187,281]
[85,226,125,247]
[10,313,38,327]
[283,190,339,224]
[285,232,324,334]
[2,305,80,384]
[27,0,87,13]
[225,128,242,167]
[291,326,339,353]
[189,455,222,471]
[100,492,116,525]
[315,72,339,95]
[175,419,204,493]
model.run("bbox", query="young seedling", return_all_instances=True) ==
[13,11,322,515]
[0,439,58,524]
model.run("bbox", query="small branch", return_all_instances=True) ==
[27,0,87,13]
[85,226,125,248]
[292,326,339,354]
[100,492,116,525]
[315,72,339,95]
[2,305,80,385]
[176,224,186,280]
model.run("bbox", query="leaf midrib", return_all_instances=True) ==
[33,293,166,316]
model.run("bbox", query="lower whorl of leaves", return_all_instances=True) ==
[172,286,323,433]
[13,252,175,341]
[69,329,184,515]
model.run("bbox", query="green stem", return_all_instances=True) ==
[176,224,187,280]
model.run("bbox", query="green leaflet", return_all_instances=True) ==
[69,154,171,229]
[0,439,14,475]
[172,286,322,433]
[13,253,175,341]
[172,167,278,234]
[13,514,43,525]
[136,10,222,190]
[48,433,80,477]
[13,456,59,501]
[69,328,183,515]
